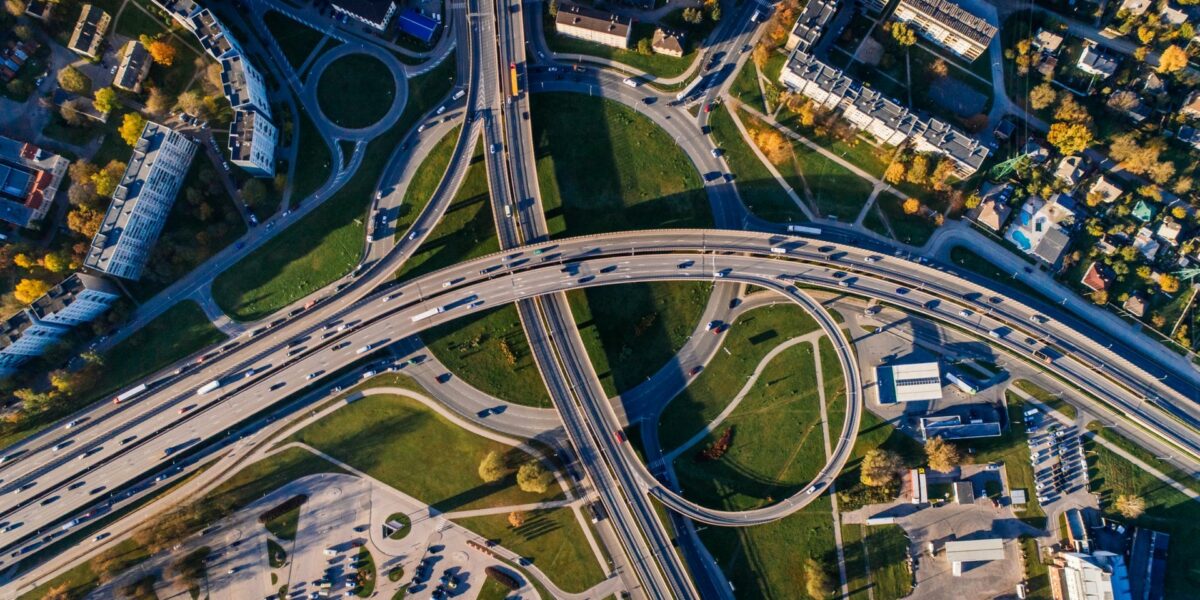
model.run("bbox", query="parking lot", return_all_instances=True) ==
[1025,410,1088,506]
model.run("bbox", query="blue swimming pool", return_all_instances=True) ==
[1011,230,1032,251]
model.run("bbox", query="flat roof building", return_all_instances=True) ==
[1049,551,1132,600]
[190,8,241,59]
[68,4,110,59]
[220,54,271,117]
[397,8,439,44]
[910,468,929,504]
[876,362,942,404]
[0,274,120,376]
[113,40,152,93]
[1065,508,1091,553]
[893,0,997,61]
[331,0,397,31]
[228,108,277,178]
[555,3,632,50]
[786,0,838,53]
[921,415,1002,440]
[945,538,1006,576]
[84,122,197,281]
[0,135,69,229]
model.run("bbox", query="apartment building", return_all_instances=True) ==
[113,40,152,93]
[780,51,989,176]
[67,4,110,58]
[893,0,996,61]
[0,274,120,377]
[220,54,271,116]
[190,8,241,60]
[786,0,838,53]
[229,109,277,177]
[0,135,69,229]
[555,3,632,49]
[84,122,198,281]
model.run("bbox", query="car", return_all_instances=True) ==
[704,103,714,113]
[711,148,722,158]
[490,143,501,154]
[51,443,68,452]
[689,366,702,376]
[706,320,719,331]
[436,373,452,384]
[178,406,192,414]
[959,309,973,317]
[64,420,81,429]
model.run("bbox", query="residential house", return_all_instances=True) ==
[113,40,151,93]
[785,0,838,53]
[892,0,997,62]
[1124,293,1148,318]
[1021,139,1050,164]
[0,135,69,229]
[1032,28,1064,53]
[84,122,197,281]
[651,28,685,58]
[1157,218,1184,246]
[554,3,632,49]
[1087,176,1122,205]
[1054,155,1086,186]
[974,195,1012,232]
[23,0,52,21]
[330,0,397,31]
[67,4,110,59]
[1005,195,1075,266]
[1135,227,1160,260]
[1036,54,1058,78]
[1181,90,1200,119]
[1133,200,1156,222]
[1162,4,1188,25]
[1177,126,1200,151]
[1077,41,1118,78]
[1118,0,1153,14]
[1081,262,1113,292]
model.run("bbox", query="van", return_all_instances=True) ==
[988,328,1003,339]
[452,90,465,100]
[324,548,337,556]
[622,77,639,88]
[435,105,447,115]
[503,205,512,218]
[770,247,786,255]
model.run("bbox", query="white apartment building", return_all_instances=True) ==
[229,109,277,177]
[220,54,271,117]
[893,0,997,61]
[0,274,121,377]
[555,3,632,49]
[84,122,198,281]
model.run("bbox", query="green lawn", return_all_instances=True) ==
[841,523,871,600]
[90,301,226,402]
[395,136,493,281]
[212,56,456,320]
[477,577,513,600]
[355,547,376,597]
[875,194,936,247]
[532,93,712,237]
[454,508,606,593]
[18,539,149,600]
[708,104,802,223]
[263,503,302,541]
[673,341,827,511]
[317,54,397,129]
[698,496,838,600]
[1085,422,1200,495]
[290,103,334,206]
[659,303,819,452]
[969,393,1047,527]
[392,126,462,242]
[264,10,326,70]
[861,525,913,600]
[543,18,698,79]
[820,336,847,439]
[567,282,712,397]
[1013,379,1078,420]
[267,538,288,568]
[421,305,551,408]
[1084,435,1200,596]
[730,61,765,112]
[1020,535,1052,600]
[289,392,561,511]
[385,512,412,539]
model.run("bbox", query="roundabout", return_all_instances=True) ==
[308,46,410,138]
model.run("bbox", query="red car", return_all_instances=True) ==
[689,366,702,376]
[704,103,713,113]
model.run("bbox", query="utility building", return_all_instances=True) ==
[945,539,1006,576]
[876,362,943,404]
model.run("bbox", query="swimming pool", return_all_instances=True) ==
[1011,230,1032,251]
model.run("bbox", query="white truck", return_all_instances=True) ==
[197,380,221,395]
[410,307,445,322]
[786,225,822,235]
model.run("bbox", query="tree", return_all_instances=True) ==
[1136,25,1157,45]
[176,90,205,117]
[1054,95,1091,124]
[1029,83,1057,110]
[13,24,34,41]
[1047,122,1093,155]
[709,5,721,21]
[92,161,127,197]
[516,461,552,493]
[906,155,929,184]
[902,197,921,215]
[751,128,791,164]
[60,97,89,126]
[860,449,902,487]
[682,7,703,24]
[548,0,558,17]
[803,558,832,600]
[1115,494,1145,519]
[43,584,72,600]
[884,161,906,184]
[93,87,118,114]
[507,511,527,528]
[1172,206,1188,219]
[1160,274,1181,293]
[1091,289,1108,305]
[70,161,99,185]
[891,22,916,46]
[924,436,962,472]
[42,251,72,274]
[752,43,771,69]
[146,87,174,116]
[965,192,982,209]
[636,37,652,55]
[1106,89,1140,112]
[241,179,269,211]
[68,206,105,238]
[119,112,147,146]
[1158,44,1188,73]
[478,451,505,483]
[4,0,24,16]
[147,39,177,66]
[14,278,51,304]
[57,66,91,94]
[930,159,955,192]
[929,58,949,78]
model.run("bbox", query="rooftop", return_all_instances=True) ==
[555,2,632,38]
[897,0,997,47]
[28,273,119,319]
[944,538,1006,563]
[397,8,438,44]
[0,311,34,351]
[114,41,151,91]
[68,4,109,57]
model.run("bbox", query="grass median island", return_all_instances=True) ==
[673,341,827,510]
[291,104,335,206]
[1085,422,1200,494]
[264,10,326,70]
[289,392,561,511]
[709,104,800,223]
[453,508,607,593]
[317,54,397,129]
[698,497,839,600]
[422,305,551,408]
[393,126,462,243]
[567,282,712,397]
[658,303,819,451]
[820,336,848,438]
[1013,379,1078,420]
[213,56,456,320]
[730,62,765,111]
[18,539,149,600]
[532,93,712,237]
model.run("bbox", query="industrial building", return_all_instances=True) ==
[0,135,69,229]
[1049,551,1132,600]
[331,0,397,31]
[0,274,121,377]
[554,3,632,49]
[944,538,1006,576]
[396,8,439,45]
[875,361,943,404]
[920,414,1001,440]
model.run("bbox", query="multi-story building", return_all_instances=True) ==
[113,40,152,93]
[893,0,996,61]
[0,135,69,229]
[0,273,120,377]
[555,3,632,49]
[67,4,110,59]
[331,0,397,31]
[229,109,277,177]
[1049,551,1133,600]
[84,122,197,281]
[780,52,989,176]
[220,54,271,116]
[190,8,241,60]
[786,0,838,53]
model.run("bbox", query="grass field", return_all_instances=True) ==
[835,408,924,512]
[1085,422,1200,495]
[708,104,802,223]
[531,93,712,237]
[730,62,765,111]
[1013,379,1078,420]
[392,126,462,244]
[317,54,397,129]
[566,282,713,397]
[673,342,827,511]
[264,10,326,70]
[659,303,819,451]
[841,523,871,600]
[263,503,302,540]
[18,539,149,600]
[212,56,455,320]
[543,17,698,79]
[1020,535,1053,600]
[820,337,848,438]
[875,194,936,247]
[453,508,606,593]
[422,305,551,408]
[290,103,334,206]
[90,301,226,402]
[698,496,838,600]
[970,393,1047,527]
[1084,435,1200,596]
[477,578,512,600]
[289,393,561,511]
[861,525,913,600]
[395,137,493,280]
